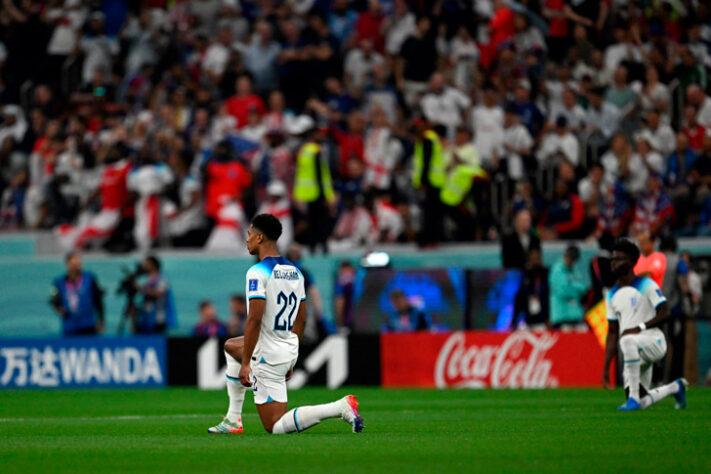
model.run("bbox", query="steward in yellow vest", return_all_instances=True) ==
[411,120,446,245]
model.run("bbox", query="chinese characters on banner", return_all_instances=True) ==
[0,338,166,388]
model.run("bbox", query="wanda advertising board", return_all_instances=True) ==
[381,331,607,388]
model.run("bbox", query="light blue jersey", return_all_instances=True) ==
[246,256,306,364]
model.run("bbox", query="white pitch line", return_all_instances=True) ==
[0,413,215,423]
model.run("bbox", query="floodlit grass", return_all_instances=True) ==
[0,387,709,472]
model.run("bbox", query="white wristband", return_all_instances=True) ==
[638,322,647,331]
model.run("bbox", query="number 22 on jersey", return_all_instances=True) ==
[274,291,298,331]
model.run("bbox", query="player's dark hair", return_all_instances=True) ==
[65,250,80,263]
[613,238,640,265]
[146,255,161,271]
[230,294,245,303]
[199,300,212,310]
[251,213,282,241]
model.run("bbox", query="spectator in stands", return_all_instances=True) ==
[631,175,674,236]
[383,289,430,333]
[641,109,675,158]
[344,38,384,92]
[538,116,580,170]
[501,208,541,270]
[500,105,534,182]
[420,72,471,138]
[50,251,105,336]
[605,65,637,112]
[244,22,280,95]
[510,80,544,138]
[584,86,620,141]
[686,85,711,129]
[225,75,265,129]
[166,150,205,248]
[513,248,550,330]
[470,83,503,166]
[549,244,588,331]
[363,107,402,191]
[635,65,670,125]
[539,178,585,240]
[397,15,437,107]
[134,255,177,334]
[193,300,227,338]
[227,294,247,337]
[596,177,633,238]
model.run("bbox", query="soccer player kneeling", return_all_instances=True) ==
[208,214,364,434]
[603,238,688,411]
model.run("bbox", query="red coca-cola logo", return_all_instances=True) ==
[434,332,559,388]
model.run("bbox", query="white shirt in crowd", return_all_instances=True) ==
[203,42,231,77]
[344,49,385,90]
[421,87,471,134]
[632,81,671,122]
[80,35,119,84]
[471,104,504,166]
[604,41,643,75]
[549,103,586,131]
[385,12,416,55]
[167,175,204,237]
[697,96,711,129]
[449,37,479,92]
[644,124,676,158]
[47,3,87,55]
[501,124,534,181]
[585,102,621,139]
[538,131,580,167]
[601,152,648,195]
[363,126,403,190]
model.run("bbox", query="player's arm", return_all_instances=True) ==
[621,280,670,336]
[621,301,670,336]
[292,301,307,343]
[602,320,618,389]
[238,298,265,387]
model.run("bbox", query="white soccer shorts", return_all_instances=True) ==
[621,328,667,389]
[250,358,297,405]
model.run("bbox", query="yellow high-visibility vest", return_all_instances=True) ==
[293,142,335,203]
[412,130,445,189]
[440,164,488,206]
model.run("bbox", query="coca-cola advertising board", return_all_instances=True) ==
[381,331,607,388]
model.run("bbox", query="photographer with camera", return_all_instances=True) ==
[132,255,177,335]
[49,251,105,336]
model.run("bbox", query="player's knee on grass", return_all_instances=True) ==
[224,337,244,362]
[256,402,288,434]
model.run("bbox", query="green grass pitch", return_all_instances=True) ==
[1,387,709,473]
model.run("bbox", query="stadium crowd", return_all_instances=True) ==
[1,0,711,252]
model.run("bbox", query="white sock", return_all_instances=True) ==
[224,351,245,423]
[272,400,343,434]
[640,382,680,409]
[620,337,642,401]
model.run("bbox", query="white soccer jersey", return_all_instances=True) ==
[606,277,667,333]
[245,256,306,365]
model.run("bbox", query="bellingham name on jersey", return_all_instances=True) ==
[245,256,306,365]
